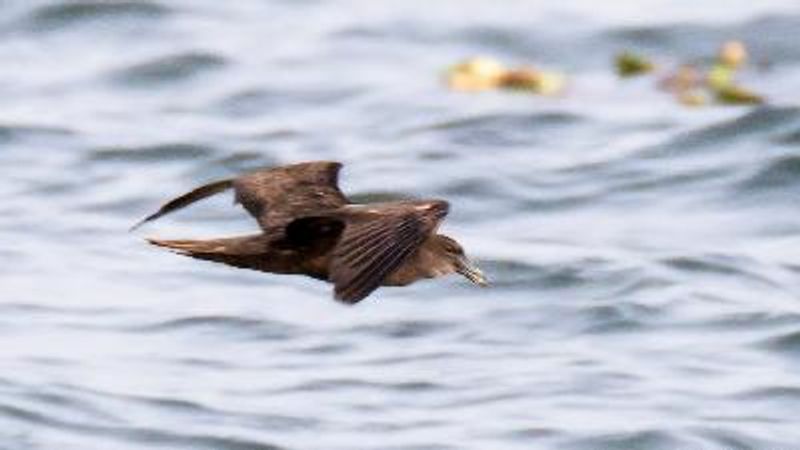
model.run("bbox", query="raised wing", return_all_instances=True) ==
[328,200,449,304]
[234,161,348,232]
[130,179,233,231]
[131,161,347,233]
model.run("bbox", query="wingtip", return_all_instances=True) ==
[333,289,364,305]
[130,178,234,233]
[128,212,159,232]
[129,219,147,232]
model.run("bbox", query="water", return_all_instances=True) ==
[2,1,800,448]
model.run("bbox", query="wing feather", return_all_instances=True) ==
[336,220,420,302]
[130,179,233,230]
[329,200,450,304]
[332,215,423,303]
[132,161,346,234]
[233,161,347,232]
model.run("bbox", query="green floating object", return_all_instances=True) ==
[615,51,654,77]
[707,63,736,90]
[715,84,764,105]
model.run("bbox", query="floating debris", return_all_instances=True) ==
[659,64,702,92]
[615,51,655,77]
[706,41,764,105]
[447,41,763,107]
[446,57,506,91]
[660,65,708,106]
[714,84,764,105]
[707,40,748,90]
[676,89,709,107]
[707,63,736,91]
[647,40,764,107]
[498,67,566,95]
[446,57,566,95]
[719,40,748,69]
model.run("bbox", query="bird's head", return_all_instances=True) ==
[434,235,488,287]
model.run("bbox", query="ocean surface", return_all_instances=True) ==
[2,1,800,449]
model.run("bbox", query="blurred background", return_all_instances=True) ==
[2,1,800,449]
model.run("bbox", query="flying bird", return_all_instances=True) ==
[132,161,487,304]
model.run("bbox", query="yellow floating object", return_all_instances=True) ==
[719,40,748,69]
[446,57,507,91]
[534,71,567,96]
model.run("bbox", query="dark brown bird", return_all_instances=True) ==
[132,161,487,304]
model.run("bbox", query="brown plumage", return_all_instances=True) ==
[132,161,487,304]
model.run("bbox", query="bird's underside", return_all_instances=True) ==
[134,161,485,304]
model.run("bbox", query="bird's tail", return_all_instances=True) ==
[130,179,234,231]
[147,235,272,271]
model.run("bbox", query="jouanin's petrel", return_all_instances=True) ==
[132,161,487,304]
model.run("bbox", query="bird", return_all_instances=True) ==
[132,161,487,304]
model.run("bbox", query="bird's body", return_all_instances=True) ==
[134,161,486,304]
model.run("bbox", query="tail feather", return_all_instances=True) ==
[130,179,233,231]
[147,235,269,255]
[147,235,272,271]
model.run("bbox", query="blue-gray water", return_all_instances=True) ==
[2,1,800,449]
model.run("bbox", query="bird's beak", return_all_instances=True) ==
[456,256,488,286]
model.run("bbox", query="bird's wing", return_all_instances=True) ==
[131,161,347,233]
[130,179,233,231]
[233,161,348,232]
[327,200,449,304]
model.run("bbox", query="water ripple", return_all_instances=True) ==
[0,124,74,143]
[759,328,800,357]
[641,107,800,158]
[88,143,216,163]
[739,154,800,191]
[414,112,584,147]
[128,315,297,341]
[348,320,454,339]
[563,430,700,450]
[109,52,227,86]
[24,1,169,32]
